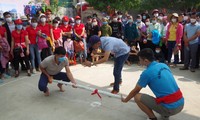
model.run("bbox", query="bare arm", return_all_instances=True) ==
[65,65,76,85]
[121,84,142,103]
[39,65,51,79]
[93,51,111,65]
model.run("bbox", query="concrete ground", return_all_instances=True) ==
[0,61,200,120]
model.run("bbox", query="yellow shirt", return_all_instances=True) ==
[168,23,177,41]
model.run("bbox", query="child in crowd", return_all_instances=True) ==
[64,38,75,65]
[91,47,104,63]
[154,46,165,63]
[126,46,139,66]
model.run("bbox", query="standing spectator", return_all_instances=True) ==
[91,18,101,37]
[74,16,87,60]
[21,16,30,30]
[147,16,161,51]
[196,13,200,68]
[100,17,112,37]
[0,23,10,82]
[180,12,200,72]
[3,12,27,73]
[165,13,183,67]
[152,9,159,18]
[51,19,63,48]
[26,18,41,73]
[60,16,72,45]
[38,14,53,60]
[124,15,139,47]
[136,14,146,50]
[3,12,15,47]
[11,19,31,77]
[85,16,93,42]
[45,9,52,24]
[141,10,151,23]
[109,14,122,38]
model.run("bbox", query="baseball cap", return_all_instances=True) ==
[15,19,23,24]
[88,35,101,47]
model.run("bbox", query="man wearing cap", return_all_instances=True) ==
[83,35,130,94]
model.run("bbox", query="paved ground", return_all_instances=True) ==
[0,61,200,120]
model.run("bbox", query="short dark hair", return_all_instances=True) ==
[54,47,66,55]
[189,12,196,17]
[53,19,58,24]
[137,48,155,61]
[31,17,37,22]
[3,12,11,17]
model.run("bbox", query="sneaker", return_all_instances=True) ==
[179,67,189,70]
[111,89,119,94]
[190,68,195,72]
[161,116,169,120]
[32,69,37,74]
[110,81,122,87]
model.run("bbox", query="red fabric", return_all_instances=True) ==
[26,26,41,44]
[12,30,28,48]
[53,27,62,40]
[0,26,6,37]
[155,89,183,104]
[38,23,52,37]
[91,89,102,99]
[74,23,85,36]
[59,25,72,32]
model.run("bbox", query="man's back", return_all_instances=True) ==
[137,61,184,109]
[100,37,130,58]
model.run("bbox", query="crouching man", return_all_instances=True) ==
[121,48,184,120]
[38,46,76,96]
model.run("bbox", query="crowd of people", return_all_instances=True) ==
[1,7,200,120]
[0,8,199,82]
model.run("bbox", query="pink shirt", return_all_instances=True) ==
[165,23,183,45]
[64,40,74,51]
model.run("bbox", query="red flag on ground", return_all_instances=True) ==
[91,89,102,99]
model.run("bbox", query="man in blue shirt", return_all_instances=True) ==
[121,48,184,120]
[180,12,200,72]
[83,35,130,94]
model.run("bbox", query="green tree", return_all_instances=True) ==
[86,0,141,12]
[86,0,200,13]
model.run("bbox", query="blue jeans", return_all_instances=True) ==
[29,44,41,69]
[167,41,179,64]
[83,38,87,59]
[38,72,70,92]
[113,53,129,91]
